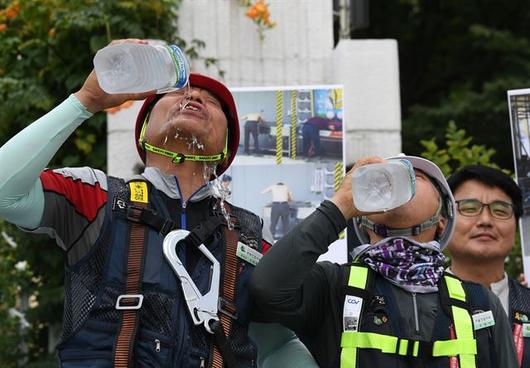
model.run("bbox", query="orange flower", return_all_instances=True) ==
[255,3,266,14]
[0,23,7,32]
[5,2,19,20]
[246,7,258,19]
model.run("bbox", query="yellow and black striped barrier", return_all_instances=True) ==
[334,162,344,191]
[335,161,346,239]
[275,90,283,165]
[290,90,297,160]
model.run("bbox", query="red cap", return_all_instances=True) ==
[135,73,240,177]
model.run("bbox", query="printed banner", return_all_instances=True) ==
[508,89,530,279]
[227,84,347,263]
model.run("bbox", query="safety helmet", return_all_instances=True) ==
[135,73,240,178]
[353,155,456,249]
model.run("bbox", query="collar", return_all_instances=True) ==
[140,166,215,201]
[490,272,509,295]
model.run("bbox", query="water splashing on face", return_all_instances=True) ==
[208,164,234,230]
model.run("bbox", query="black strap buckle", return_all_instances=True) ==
[373,223,388,237]
[411,225,422,236]
[416,341,433,363]
[218,297,238,320]
[125,205,147,222]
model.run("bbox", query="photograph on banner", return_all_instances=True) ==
[508,88,530,278]
[226,85,347,263]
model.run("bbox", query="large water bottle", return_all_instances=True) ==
[93,43,189,94]
[351,159,416,212]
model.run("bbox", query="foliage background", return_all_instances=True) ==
[353,0,530,173]
[0,0,184,365]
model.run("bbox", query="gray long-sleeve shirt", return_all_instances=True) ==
[250,200,518,367]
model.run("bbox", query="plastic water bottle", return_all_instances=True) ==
[351,159,416,212]
[93,43,190,94]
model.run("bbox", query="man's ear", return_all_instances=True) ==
[436,216,447,239]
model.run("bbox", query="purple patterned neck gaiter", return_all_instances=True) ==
[351,237,446,293]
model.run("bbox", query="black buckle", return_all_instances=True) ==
[218,297,238,320]
[125,205,147,223]
[416,341,433,362]
[171,153,186,164]
[411,225,422,236]
[373,223,388,237]
[160,219,175,235]
[112,198,145,223]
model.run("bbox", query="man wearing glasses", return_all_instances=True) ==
[447,165,530,367]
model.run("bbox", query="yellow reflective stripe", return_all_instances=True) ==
[453,306,474,340]
[413,341,419,356]
[444,276,477,368]
[341,266,368,367]
[445,276,467,302]
[341,331,398,353]
[432,338,477,356]
[348,265,368,289]
[398,339,408,355]
[452,305,477,368]
[340,347,357,368]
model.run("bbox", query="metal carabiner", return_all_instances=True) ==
[163,229,220,333]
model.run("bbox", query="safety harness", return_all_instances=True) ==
[112,179,243,368]
[340,265,480,368]
[113,181,149,368]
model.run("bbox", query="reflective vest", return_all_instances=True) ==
[340,265,495,368]
[57,177,261,368]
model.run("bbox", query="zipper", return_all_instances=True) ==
[174,176,208,231]
[181,200,187,230]
[412,292,419,333]
[199,357,206,368]
[155,339,161,353]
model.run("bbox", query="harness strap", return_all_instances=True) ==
[340,266,478,368]
[443,275,477,368]
[113,197,175,235]
[113,181,149,368]
[340,265,370,367]
[209,204,240,368]
[341,331,476,356]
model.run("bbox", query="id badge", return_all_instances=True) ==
[343,295,363,331]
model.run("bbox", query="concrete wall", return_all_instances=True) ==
[107,0,402,177]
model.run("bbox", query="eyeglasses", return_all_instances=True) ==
[455,199,514,220]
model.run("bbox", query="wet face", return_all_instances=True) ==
[143,87,228,158]
[447,180,516,262]
[366,170,443,243]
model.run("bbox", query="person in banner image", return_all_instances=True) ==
[261,182,293,239]
[446,165,530,366]
[250,155,518,368]
[302,116,342,158]
[0,39,318,368]
[242,110,265,155]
